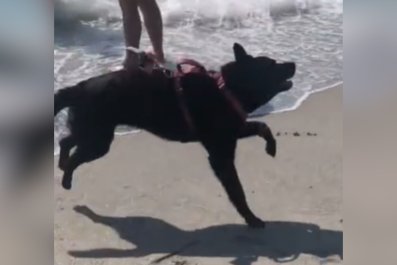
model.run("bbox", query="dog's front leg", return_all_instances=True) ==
[204,139,266,228]
[238,121,276,157]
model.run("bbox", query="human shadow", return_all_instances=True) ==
[68,206,342,264]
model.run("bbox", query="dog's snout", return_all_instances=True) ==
[286,62,296,78]
[277,62,296,80]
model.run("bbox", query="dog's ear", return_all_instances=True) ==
[233,43,248,62]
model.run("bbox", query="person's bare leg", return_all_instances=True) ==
[138,0,165,64]
[119,0,142,70]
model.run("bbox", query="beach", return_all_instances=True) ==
[55,85,342,265]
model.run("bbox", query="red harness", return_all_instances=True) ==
[162,59,247,134]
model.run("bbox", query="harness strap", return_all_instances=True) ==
[173,78,196,134]
[219,86,247,122]
[173,60,206,134]
[160,59,247,134]
[208,71,247,122]
[176,59,207,74]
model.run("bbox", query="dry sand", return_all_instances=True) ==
[55,85,342,265]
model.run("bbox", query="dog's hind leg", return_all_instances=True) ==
[203,139,266,228]
[238,121,276,157]
[61,131,114,190]
[58,135,76,171]
[61,143,111,190]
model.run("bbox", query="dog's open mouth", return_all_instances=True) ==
[277,62,295,91]
[280,80,293,91]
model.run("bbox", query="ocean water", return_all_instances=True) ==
[54,0,343,154]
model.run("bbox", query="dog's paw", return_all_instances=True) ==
[246,217,266,229]
[61,177,72,190]
[265,139,276,157]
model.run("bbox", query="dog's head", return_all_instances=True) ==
[221,43,296,113]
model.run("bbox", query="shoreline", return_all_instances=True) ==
[251,81,343,117]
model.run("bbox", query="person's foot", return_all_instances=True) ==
[146,50,165,65]
[123,49,166,73]
[123,51,140,72]
[155,51,165,65]
[146,50,178,72]
[124,50,156,73]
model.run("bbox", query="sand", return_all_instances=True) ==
[55,85,342,265]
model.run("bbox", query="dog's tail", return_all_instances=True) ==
[54,85,81,116]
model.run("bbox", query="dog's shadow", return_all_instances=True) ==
[69,206,342,265]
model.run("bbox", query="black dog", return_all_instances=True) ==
[54,43,295,228]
